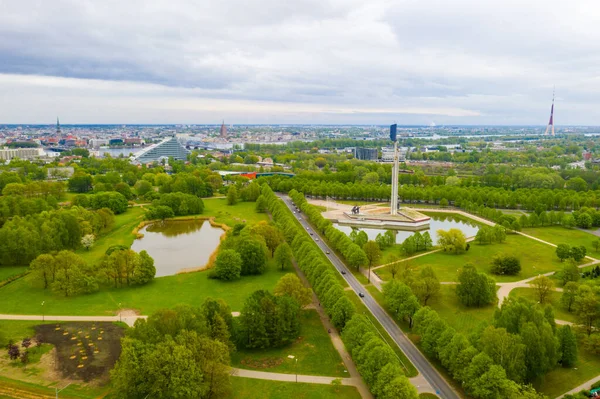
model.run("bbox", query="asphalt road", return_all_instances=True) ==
[279,194,459,399]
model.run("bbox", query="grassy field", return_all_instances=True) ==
[522,226,600,257]
[428,285,496,334]
[204,198,270,226]
[77,206,145,264]
[229,377,361,399]
[0,259,290,315]
[0,376,109,399]
[0,267,28,282]
[0,321,57,346]
[335,200,384,206]
[232,310,346,377]
[535,342,600,397]
[377,234,565,283]
[510,287,576,323]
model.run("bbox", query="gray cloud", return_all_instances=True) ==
[0,0,598,124]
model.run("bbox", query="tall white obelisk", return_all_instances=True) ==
[390,124,399,215]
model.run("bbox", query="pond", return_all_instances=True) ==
[333,213,480,245]
[131,219,224,277]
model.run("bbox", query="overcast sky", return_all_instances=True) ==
[1,0,599,125]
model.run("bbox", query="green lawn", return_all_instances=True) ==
[535,341,600,397]
[510,287,577,323]
[377,234,565,283]
[229,377,361,399]
[0,320,55,346]
[0,376,108,399]
[335,200,384,206]
[232,310,346,377]
[522,226,600,258]
[428,285,496,334]
[203,198,270,226]
[0,260,290,316]
[77,206,145,264]
[0,267,28,282]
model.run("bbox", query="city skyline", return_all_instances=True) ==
[1,0,599,125]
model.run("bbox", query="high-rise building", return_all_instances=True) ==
[354,147,378,161]
[220,120,227,138]
[544,89,555,136]
[56,117,61,135]
[133,137,189,164]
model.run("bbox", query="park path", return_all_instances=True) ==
[230,367,360,386]
[556,375,600,399]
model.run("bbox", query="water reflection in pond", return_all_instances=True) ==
[131,219,223,277]
[333,213,480,245]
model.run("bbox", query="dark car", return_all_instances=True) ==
[358,292,365,298]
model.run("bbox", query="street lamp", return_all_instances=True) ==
[288,355,297,382]
[41,301,45,322]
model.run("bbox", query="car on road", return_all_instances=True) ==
[358,292,365,298]
[310,232,314,235]
[326,250,330,254]
[341,270,346,274]
[315,238,319,241]
[293,211,296,213]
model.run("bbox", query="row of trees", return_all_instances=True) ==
[289,190,368,270]
[475,225,507,245]
[399,231,433,256]
[73,191,129,214]
[29,247,156,296]
[0,206,114,266]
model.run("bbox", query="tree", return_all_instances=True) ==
[556,244,571,262]
[573,287,600,336]
[51,251,95,296]
[213,249,242,281]
[331,296,356,329]
[422,231,433,250]
[530,275,554,304]
[411,266,440,305]
[389,259,400,280]
[29,253,57,289]
[557,325,578,367]
[134,180,153,196]
[437,228,467,253]
[255,195,268,213]
[383,280,420,327]
[456,264,496,307]
[274,273,312,308]
[68,173,93,193]
[355,231,368,248]
[561,282,579,312]
[479,326,526,383]
[226,186,238,205]
[133,250,156,285]
[273,242,292,271]
[363,240,381,268]
[380,376,419,399]
[570,245,587,262]
[490,254,521,275]
[594,239,600,253]
[81,234,95,250]
[560,260,580,285]
[237,238,268,275]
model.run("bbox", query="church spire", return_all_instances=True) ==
[56,117,61,134]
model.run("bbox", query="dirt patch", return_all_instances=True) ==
[239,357,285,369]
[35,322,124,383]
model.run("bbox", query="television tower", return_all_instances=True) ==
[544,89,555,136]
[56,117,61,135]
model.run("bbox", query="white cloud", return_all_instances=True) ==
[0,0,599,124]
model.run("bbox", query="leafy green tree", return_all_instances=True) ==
[363,240,381,268]
[573,286,600,336]
[491,254,521,275]
[411,266,440,306]
[557,325,578,367]
[51,251,96,296]
[29,253,57,289]
[355,231,368,247]
[560,260,580,285]
[68,173,93,193]
[226,186,238,205]
[213,249,242,281]
[255,194,268,213]
[383,280,420,327]
[144,205,175,221]
[530,275,553,304]
[134,180,153,196]
[331,296,356,329]
[560,282,579,312]
[594,239,600,253]
[437,228,467,253]
[556,244,571,262]
[273,242,292,271]
[570,245,587,262]
[479,326,526,383]
[274,273,312,308]
[133,250,156,285]
[380,376,419,399]
[456,264,496,307]
[237,238,268,275]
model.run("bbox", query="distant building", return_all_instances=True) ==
[381,147,408,162]
[89,138,110,148]
[133,137,189,164]
[47,167,74,180]
[220,121,227,138]
[354,147,378,161]
[583,151,592,161]
[0,147,43,161]
[56,117,61,135]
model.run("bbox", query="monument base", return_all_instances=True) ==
[336,207,430,230]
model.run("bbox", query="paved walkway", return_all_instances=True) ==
[556,375,600,398]
[230,367,359,386]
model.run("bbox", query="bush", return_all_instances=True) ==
[214,250,242,281]
[490,254,521,275]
